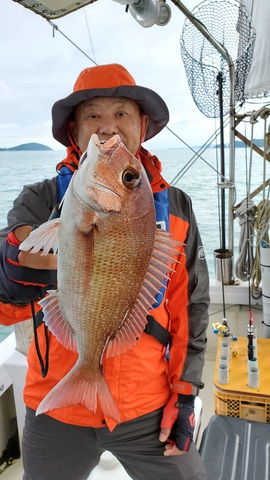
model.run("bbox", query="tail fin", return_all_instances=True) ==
[36,366,120,423]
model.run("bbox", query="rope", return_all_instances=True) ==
[170,104,243,186]
[250,113,270,297]
[47,19,98,65]
[234,200,257,281]
[251,199,270,296]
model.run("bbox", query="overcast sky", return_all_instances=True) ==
[1,0,223,151]
[0,0,265,152]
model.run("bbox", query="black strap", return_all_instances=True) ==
[34,309,44,327]
[145,314,170,347]
[31,302,49,378]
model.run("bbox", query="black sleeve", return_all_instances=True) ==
[0,178,58,305]
[8,178,58,229]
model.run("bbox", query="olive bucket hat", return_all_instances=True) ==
[52,63,169,147]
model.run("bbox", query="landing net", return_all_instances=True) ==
[180,0,256,118]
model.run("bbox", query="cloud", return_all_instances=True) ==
[1,0,264,151]
[0,0,207,148]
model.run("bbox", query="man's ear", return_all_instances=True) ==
[69,120,78,143]
[140,115,149,143]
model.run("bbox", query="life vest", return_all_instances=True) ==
[56,145,80,203]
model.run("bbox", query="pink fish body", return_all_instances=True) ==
[20,134,181,422]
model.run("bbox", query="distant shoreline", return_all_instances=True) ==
[0,142,52,152]
[0,139,264,152]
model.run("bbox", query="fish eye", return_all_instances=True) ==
[122,168,140,189]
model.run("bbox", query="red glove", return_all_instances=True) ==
[160,393,195,452]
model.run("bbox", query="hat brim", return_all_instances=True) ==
[52,85,169,147]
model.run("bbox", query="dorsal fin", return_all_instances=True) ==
[105,229,182,358]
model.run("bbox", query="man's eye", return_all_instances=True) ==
[86,114,98,120]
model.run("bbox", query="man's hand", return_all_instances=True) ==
[159,393,195,456]
[15,226,58,270]
[0,226,57,304]
[14,225,33,242]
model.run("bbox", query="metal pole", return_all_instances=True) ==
[228,66,235,254]
[217,72,226,252]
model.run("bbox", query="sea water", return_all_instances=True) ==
[0,147,268,342]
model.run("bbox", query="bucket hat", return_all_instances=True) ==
[52,63,169,147]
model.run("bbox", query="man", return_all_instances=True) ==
[0,63,209,480]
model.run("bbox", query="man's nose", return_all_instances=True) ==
[98,120,119,136]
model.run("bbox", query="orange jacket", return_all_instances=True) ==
[0,148,209,430]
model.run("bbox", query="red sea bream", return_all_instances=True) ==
[20,134,181,422]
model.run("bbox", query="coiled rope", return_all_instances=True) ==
[251,198,270,296]
[234,107,270,298]
[234,199,257,281]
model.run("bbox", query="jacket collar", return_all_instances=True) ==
[57,144,170,195]
[137,146,170,194]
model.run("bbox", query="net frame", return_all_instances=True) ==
[180,0,256,118]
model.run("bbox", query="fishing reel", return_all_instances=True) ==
[212,321,237,342]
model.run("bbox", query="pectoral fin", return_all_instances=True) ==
[39,290,77,352]
[20,218,60,255]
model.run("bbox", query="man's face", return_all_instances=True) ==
[70,96,148,155]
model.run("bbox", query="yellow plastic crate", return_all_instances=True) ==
[214,337,270,423]
[214,388,270,423]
